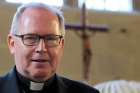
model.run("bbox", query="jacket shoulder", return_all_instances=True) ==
[0,73,9,84]
[60,77,100,93]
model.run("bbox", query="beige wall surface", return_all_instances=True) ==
[0,4,16,73]
[0,4,140,85]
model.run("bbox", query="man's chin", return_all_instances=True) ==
[32,71,53,81]
[32,74,49,82]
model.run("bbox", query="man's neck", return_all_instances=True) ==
[16,71,56,92]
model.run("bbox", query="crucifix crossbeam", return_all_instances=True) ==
[64,3,109,82]
[65,3,109,32]
[65,23,108,32]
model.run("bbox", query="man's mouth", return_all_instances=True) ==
[31,59,49,63]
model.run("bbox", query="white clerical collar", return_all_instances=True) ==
[30,81,44,91]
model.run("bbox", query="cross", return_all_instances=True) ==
[65,3,109,82]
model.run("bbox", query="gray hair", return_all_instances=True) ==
[10,2,65,36]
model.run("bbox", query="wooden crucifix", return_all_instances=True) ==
[65,3,109,82]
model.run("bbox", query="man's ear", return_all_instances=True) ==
[61,39,64,48]
[7,34,15,54]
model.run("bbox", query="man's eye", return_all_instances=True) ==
[24,36,37,40]
[46,36,58,40]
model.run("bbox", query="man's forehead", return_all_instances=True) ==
[17,7,59,34]
[21,7,56,17]
[19,7,59,26]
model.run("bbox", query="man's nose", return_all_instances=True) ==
[35,39,47,53]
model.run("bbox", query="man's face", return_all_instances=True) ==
[8,8,64,82]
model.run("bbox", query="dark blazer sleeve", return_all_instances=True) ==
[59,76,100,93]
[0,67,21,93]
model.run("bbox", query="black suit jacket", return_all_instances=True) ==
[0,67,99,93]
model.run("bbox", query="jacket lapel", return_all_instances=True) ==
[56,75,67,93]
[2,67,21,93]
[2,68,68,93]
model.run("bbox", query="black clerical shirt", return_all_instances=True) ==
[16,72,58,93]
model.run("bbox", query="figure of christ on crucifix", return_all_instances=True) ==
[65,3,109,82]
[75,30,93,81]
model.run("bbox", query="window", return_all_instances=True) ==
[78,0,133,12]
[5,0,64,7]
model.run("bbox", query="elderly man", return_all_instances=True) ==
[0,2,99,93]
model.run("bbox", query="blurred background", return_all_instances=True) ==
[0,0,140,85]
